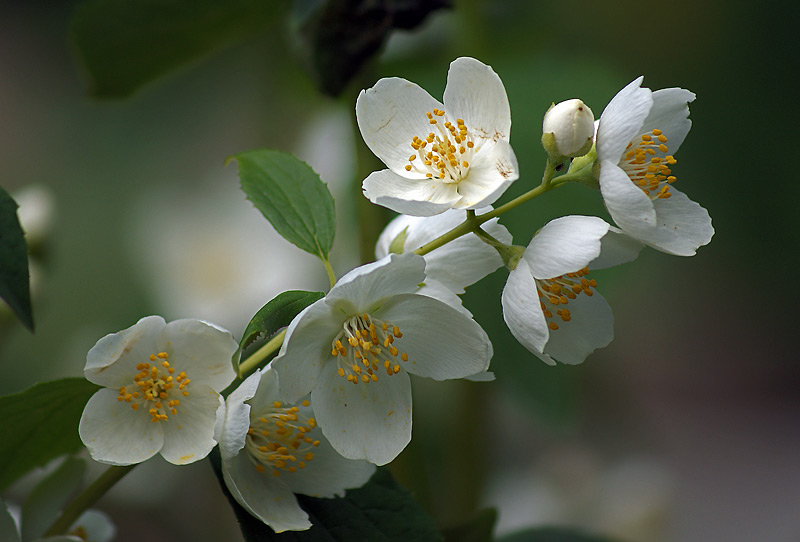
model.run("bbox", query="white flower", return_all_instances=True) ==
[356,57,519,216]
[79,316,237,466]
[375,207,512,314]
[596,77,714,256]
[502,216,642,365]
[218,367,376,533]
[542,99,595,158]
[271,253,493,465]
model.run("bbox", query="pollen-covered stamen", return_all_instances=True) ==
[405,108,480,183]
[535,267,597,331]
[620,129,678,200]
[116,352,189,423]
[331,313,409,385]
[245,399,321,477]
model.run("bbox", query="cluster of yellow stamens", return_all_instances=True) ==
[537,267,597,331]
[620,129,678,200]
[245,399,321,477]
[331,313,409,385]
[404,108,477,183]
[116,352,190,423]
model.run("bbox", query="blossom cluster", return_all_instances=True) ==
[75,57,713,534]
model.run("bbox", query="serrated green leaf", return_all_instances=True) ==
[211,450,443,542]
[234,290,324,373]
[70,0,286,97]
[0,379,100,491]
[234,149,336,260]
[498,526,618,542]
[0,186,34,331]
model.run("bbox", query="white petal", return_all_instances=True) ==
[524,216,610,279]
[159,384,223,465]
[79,389,163,465]
[590,227,644,270]
[218,370,262,460]
[644,187,714,256]
[599,160,658,232]
[464,371,495,382]
[540,290,614,365]
[281,428,376,498]
[640,88,695,153]
[377,294,492,380]
[159,319,237,391]
[444,57,511,142]
[312,362,412,466]
[69,509,116,542]
[356,77,443,176]
[501,260,552,364]
[416,279,472,317]
[362,169,460,216]
[84,316,164,388]
[596,77,653,162]
[455,139,519,209]
[222,452,311,532]
[271,300,342,404]
[325,253,426,314]
[0,499,18,542]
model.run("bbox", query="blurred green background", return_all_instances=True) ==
[1,1,797,541]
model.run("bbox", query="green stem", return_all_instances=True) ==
[238,328,287,378]
[43,465,135,536]
[321,257,337,289]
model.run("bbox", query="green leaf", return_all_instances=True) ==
[0,186,34,331]
[497,527,618,542]
[0,379,100,491]
[70,0,286,97]
[233,149,336,260]
[234,290,324,372]
[442,508,497,542]
[209,451,442,542]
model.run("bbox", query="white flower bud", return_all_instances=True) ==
[542,99,595,158]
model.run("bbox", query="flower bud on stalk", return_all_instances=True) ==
[542,99,595,159]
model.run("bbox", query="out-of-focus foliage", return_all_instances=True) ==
[0,187,33,331]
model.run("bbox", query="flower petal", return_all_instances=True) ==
[312,361,412,465]
[590,227,644,270]
[218,370,262,460]
[158,319,237,391]
[524,216,610,279]
[645,187,714,256]
[362,169,460,216]
[640,88,695,153]
[271,300,343,404]
[222,452,310,532]
[596,77,653,162]
[599,160,658,233]
[501,259,552,364]
[443,57,511,142]
[455,138,519,209]
[158,384,223,465]
[79,389,164,465]
[377,294,492,379]
[325,253,426,314]
[84,316,164,388]
[356,77,443,175]
[416,279,472,317]
[540,290,614,365]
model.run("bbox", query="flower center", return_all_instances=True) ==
[620,128,678,200]
[536,267,597,331]
[331,313,409,384]
[116,352,190,423]
[245,400,320,477]
[404,108,480,183]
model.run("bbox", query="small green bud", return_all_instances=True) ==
[388,226,408,254]
[542,99,595,159]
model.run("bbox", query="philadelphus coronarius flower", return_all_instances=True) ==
[596,77,714,256]
[356,57,519,216]
[79,316,237,465]
[542,99,595,158]
[217,367,376,532]
[502,216,642,365]
[375,207,512,315]
[271,253,493,465]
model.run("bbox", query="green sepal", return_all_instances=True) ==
[0,378,100,491]
[0,186,34,331]
[388,226,409,254]
[232,149,336,262]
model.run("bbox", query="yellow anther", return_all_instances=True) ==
[548,322,559,330]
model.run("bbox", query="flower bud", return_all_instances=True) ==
[542,99,595,158]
